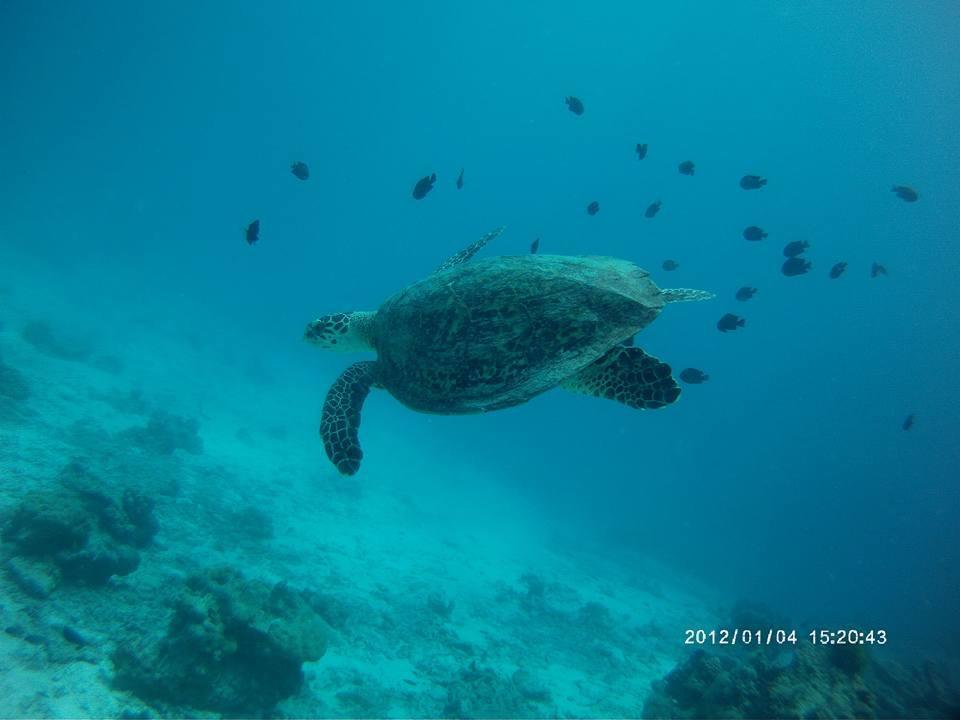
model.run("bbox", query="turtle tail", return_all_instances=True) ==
[320,361,381,475]
[661,287,714,303]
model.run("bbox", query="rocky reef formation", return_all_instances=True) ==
[440,661,552,718]
[112,566,330,715]
[20,320,93,362]
[120,409,203,455]
[0,351,30,418]
[1,461,158,594]
[642,643,959,719]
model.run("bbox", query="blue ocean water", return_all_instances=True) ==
[1,1,958,717]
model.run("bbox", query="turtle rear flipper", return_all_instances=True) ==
[434,227,504,273]
[320,361,381,475]
[661,287,714,303]
[561,346,680,409]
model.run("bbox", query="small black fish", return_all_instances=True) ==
[586,200,600,215]
[735,286,757,301]
[456,168,464,190]
[678,160,695,176]
[412,173,437,200]
[740,174,767,190]
[645,200,662,218]
[717,313,745,332]
[782,257,812,276]
[743,226,767,241]
[565,96,584,115]
[902,414,914,431]
[635,143,648,160]
[829,261,847,279]
[662,259,679,271]
[245,219,260,245]
[871,262,888,278]
[290,161,309,180]
[783,240,809,257]
[530,237,540,254]
[892,185,918,202]
[679,368,709,384]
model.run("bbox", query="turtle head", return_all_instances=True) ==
[304,311,376,352]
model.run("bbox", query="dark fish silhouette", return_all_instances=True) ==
[412,173,437,199]
[717,313,745,332]
[679,368,709,384]
[636,143,648,160]
[783,240,809,257]
[456,168,464,189]
[661,260,680,271]
[530,237,540,254]
[586,200,600,215]
[902,414,914,431]
[565,96,584,115]
[245,219,260,245]
[740,175,767,190]
[829,262,847,279]
[291,162,309,180]
[782,257,812,276]
[645,200,662,218]
[892,185,918,202]
[743,226,767,241]
[871,262,888,278]
[735,286,757,301]
[678,160,695,176]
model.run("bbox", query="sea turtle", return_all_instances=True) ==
[305,228,713,475]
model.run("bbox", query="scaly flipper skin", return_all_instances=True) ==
[434,227,505,273]
[561,346,680,409]
[661,287,714,303]
[320,361,381,475]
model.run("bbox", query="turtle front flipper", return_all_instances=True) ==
[320,361,382,475]
[560,346,680,409]
[434,227,504,273]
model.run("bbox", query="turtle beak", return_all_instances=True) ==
[304,320,324,344]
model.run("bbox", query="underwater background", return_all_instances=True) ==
[1,1,958,717]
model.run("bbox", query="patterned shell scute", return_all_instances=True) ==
[373,255,666,413]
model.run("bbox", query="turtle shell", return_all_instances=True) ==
[373,255,666,413]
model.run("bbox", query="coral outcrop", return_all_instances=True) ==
[20,319,93,361]
[642,644,960,719]
[120,409,203,455]
[1,461,159,590]
[0,352,30,418]
[112,566,330,715]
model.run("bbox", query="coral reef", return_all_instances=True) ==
[1,461,159,589]
[729,599,790,633]
[120,409,203,455]
[59,460,160,549]
[228,504,274,542]
[442,660,553,718]
[427,591,455,619]
[2,490,92,557]
[20,319,93,361]
[0,352,30,418]
[112,566,330,715]
[642,644,960,719]
[91,354,125,374]
[517,571,548,612]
